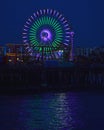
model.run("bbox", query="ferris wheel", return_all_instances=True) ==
[23,9,72,61]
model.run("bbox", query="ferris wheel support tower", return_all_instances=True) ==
[69,31,74,61]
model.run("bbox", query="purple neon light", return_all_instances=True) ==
[26,21,30,25]
[26,46,29,49]
[24,25,29,28]
[64,24,69,27]
[63,43,68,45]
[24,43,29,46]
[23,40,28,42]
[31,16,34,20]
[28,18,32,22]
[53,10,56,15]
[40,10,42,15]
[40,29,52,42]
[36,53,40,57]
[24,43,28,45]
[65,28,70,30]
[58,14,62,19]
[37,11,39,16]
[66,32,70,34]
[56,12,59,17]
[63,20,67,24]
[61,17,65,21]
[50,9,53,14]
[66,36,70,38]
[65,39,70,42]
[24,29,28,31]
[69,31,74,36]
[33,13,37,17]
[47,9,49,14]
[23,36,27,38]
[23,33,27,35]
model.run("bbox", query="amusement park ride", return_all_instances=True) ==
[23,9,74,63]
[0,9,74,64]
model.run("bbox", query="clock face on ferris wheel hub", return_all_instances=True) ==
[23,9,71,59]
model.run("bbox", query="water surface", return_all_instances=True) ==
[0,91,104,130]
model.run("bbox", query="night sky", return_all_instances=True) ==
[0,0,103,47]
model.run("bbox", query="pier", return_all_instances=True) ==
[0,63,104,92]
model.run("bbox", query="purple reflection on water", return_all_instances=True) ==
[40,29,52,42]
[1,92,104,129]
[17,92,83,129]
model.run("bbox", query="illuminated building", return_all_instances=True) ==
[5,43,24,63]
[75,47,93,57]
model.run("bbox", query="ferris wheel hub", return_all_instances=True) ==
[40,29,52,43]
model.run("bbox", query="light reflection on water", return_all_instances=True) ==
[0,92,84,130]
[19,92,83,130]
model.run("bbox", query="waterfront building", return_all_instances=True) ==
[74,47,93,57]
[5,43,25,63]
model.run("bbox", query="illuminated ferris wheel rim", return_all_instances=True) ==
[22,9,73,59]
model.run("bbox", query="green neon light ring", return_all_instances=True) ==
[29,16,63,52]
